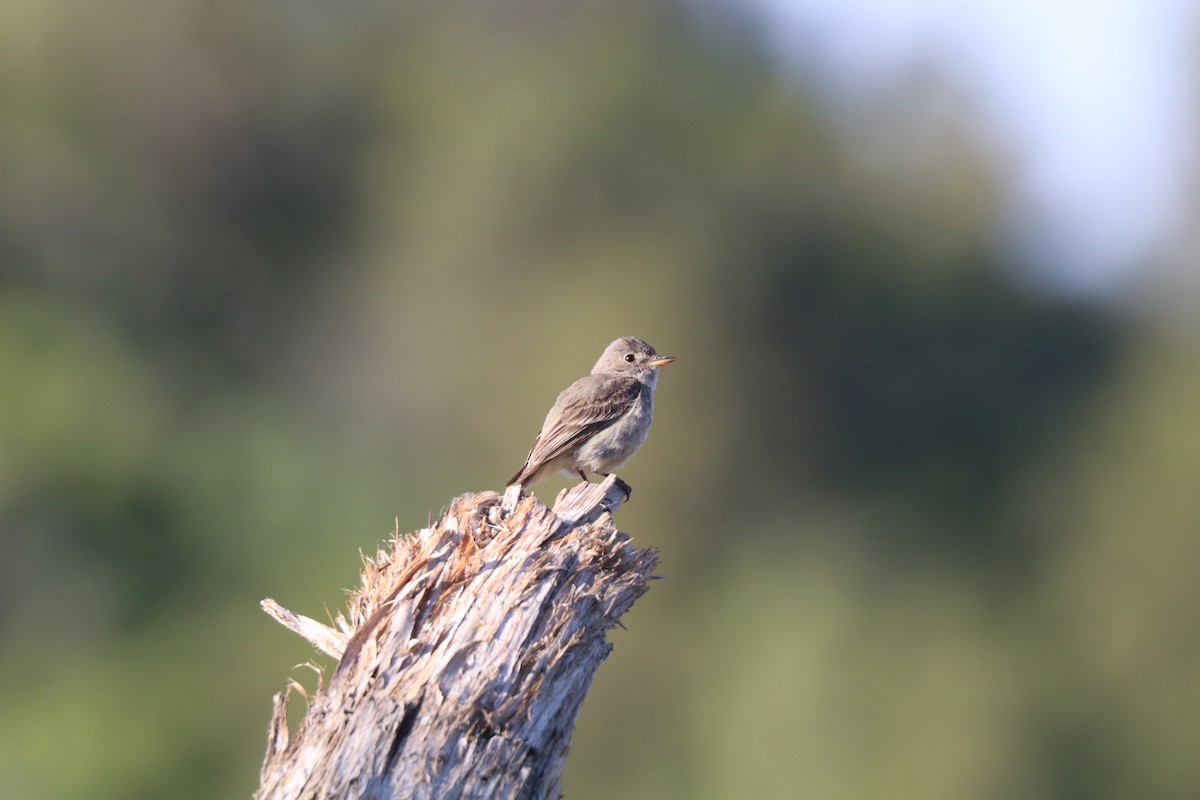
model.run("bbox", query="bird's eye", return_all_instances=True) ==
[624,353,636,363]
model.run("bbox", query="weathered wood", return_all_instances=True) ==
[256,476,658,800]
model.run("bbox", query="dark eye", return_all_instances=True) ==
[624,353,635,363]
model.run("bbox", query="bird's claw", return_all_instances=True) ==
[614,477,632,502]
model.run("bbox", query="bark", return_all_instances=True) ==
[256,476,658,800]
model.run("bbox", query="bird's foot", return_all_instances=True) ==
[604,475,631,502]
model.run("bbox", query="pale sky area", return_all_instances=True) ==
[752,0,1198,293]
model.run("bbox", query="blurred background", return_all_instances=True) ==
[2,0,1199,797]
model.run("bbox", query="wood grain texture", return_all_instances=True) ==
[257,476,658,800]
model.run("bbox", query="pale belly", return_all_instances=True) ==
[572,394,653,475]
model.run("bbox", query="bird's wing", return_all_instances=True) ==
[509,375,642,485]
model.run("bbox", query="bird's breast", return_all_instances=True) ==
[574,388,654,472]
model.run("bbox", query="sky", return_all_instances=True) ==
[751,0,1198,293]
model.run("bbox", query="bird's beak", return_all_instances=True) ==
[648,356,676,368]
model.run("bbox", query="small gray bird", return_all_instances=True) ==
[507,337,675,500]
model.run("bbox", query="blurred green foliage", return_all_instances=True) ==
[1,1,1197,798]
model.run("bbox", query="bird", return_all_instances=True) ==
[506,337,675,502]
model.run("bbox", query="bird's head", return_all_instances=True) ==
[592,337,675,378]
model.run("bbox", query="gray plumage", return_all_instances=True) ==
[507,337,675,494]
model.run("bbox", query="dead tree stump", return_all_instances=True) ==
[256,476,659,800]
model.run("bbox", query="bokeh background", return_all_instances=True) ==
[3,1,1199,798]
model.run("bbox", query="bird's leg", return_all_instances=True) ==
[600,473,632,501]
